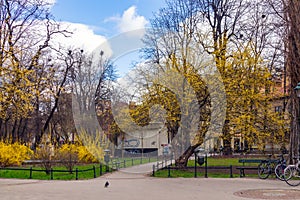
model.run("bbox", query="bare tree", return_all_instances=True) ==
[67,49,119,144]
[70,50,117,114]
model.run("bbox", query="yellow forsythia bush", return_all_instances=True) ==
[59,144,78,155]
[77,145,99,163]
[0,142,33,167]
[59,144,98,163]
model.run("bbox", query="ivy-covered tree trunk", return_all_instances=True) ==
[286,0,300,163]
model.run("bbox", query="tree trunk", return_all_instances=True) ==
[222,120,232,155]
[11,119,18,143]
[175,144,200,168]
[289,95,299,163]
[34,58,72,148]
[286,0,300,163]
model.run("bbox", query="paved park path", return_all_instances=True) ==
[1,162,300,200]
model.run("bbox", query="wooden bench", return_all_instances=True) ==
[237,159,264,177]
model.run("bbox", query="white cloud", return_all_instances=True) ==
[51,22,111,54]
[40,0,56,9]
[46,0,56,5]
[107,6,148,33]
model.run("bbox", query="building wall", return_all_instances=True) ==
[116,122,169,156]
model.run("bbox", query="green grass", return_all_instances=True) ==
[154,156,267,178]
[0,156,269,180]
[0,164,109,180]
[153,168,263,178]
[112,157,158,168]
[154,168,195,178]
[154,169,240,178]
[0,156,158,180]
[186,157,265,167]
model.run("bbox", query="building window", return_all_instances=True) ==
[275,106,282,113]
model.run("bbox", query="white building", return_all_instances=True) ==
[116,122,170,156]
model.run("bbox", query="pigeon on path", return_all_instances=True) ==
[104,181,109,188]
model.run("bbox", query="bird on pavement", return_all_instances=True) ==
[104,181,109,188]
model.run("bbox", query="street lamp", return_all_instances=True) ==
[194,148,201,178]
[141,131,144,159]
[294,82,300,156]
[294,82,300,98]
[194,147,207,178]
[104,149,110,172]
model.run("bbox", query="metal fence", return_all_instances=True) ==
[152,155,234,178]
[0,164,107,180]
[0,155,164,180]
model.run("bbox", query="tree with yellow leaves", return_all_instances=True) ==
[141,0,288,167]
[0,0,69,144]
[225,44,288,153]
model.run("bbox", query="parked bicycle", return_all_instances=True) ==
[258,155,275,179]
[274,154,287,181]
[283,156,300,186]
[258,154,286,180]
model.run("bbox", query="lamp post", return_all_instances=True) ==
[194,148,201,178]
[141,131,144,159]
[294,82,300,98]
[294,82,300,156]
[104,149,110,172]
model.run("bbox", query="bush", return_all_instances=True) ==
[57,144,98,173]
[58,144,79,173]
[0,142,33,167]
[77,145,98,163]
[34,144,55,174]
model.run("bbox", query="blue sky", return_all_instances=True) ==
[50,0,165,76]
[52,0,165,36]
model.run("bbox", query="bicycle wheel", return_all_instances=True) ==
[284,166,300,186]
[275,163,286,181]
[258,162,270,179]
